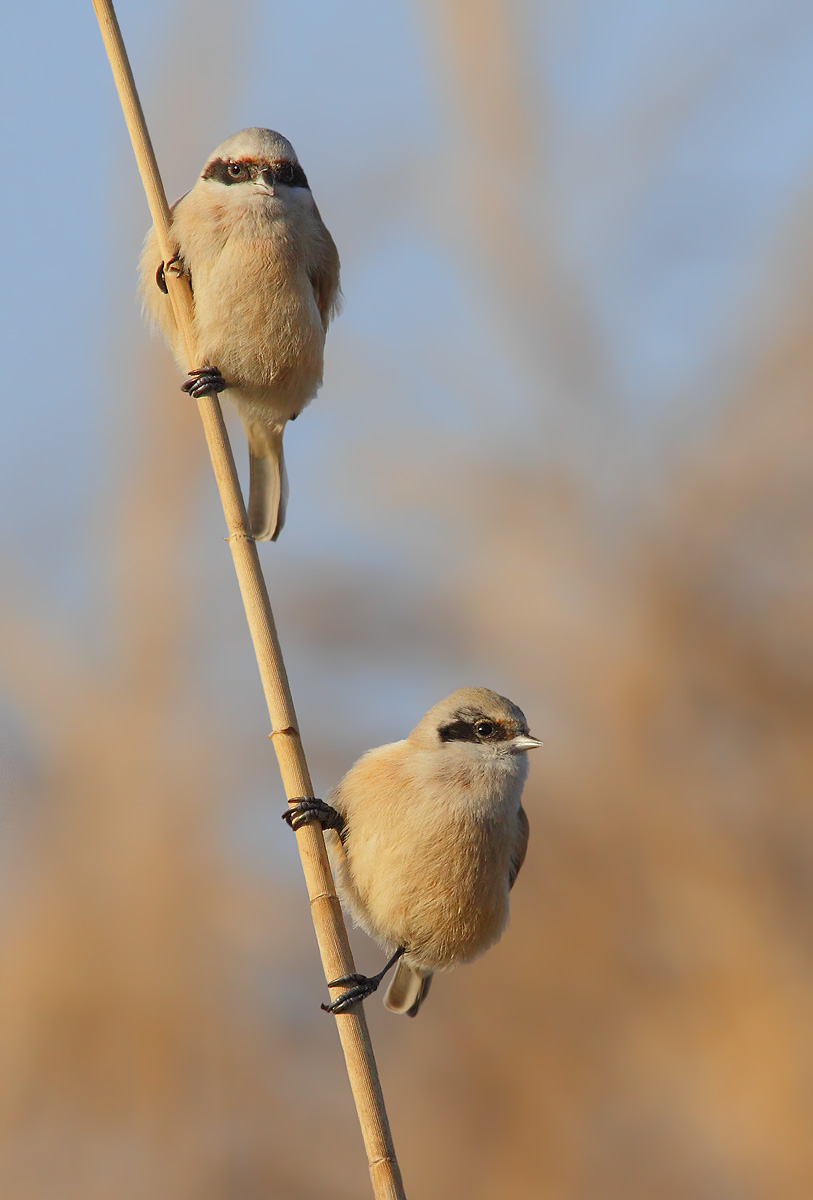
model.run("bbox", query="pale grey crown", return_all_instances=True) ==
[198,129,309,191]
[411,687,536,750]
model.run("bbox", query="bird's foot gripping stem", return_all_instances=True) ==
[321,947,406,1015]
[181,366,227,399]
[281,797,345,835]
[155,253,183,294]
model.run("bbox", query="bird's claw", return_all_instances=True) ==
[181,366,226,399]
[155,253,183,294]
[321,973,381,1014]
[282,797,344,835]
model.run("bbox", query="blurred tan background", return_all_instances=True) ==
[2,1,813,1197]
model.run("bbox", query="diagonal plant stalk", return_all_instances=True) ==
[90,3,406,1197]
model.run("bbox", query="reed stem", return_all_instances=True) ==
[90,4,405,1196]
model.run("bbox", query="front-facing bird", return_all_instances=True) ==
[284,687,541,1016]
[140,128,340,540]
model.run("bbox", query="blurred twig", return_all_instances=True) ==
[418,0,606,411]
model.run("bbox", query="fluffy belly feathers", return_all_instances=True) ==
[191,241,325,416]
[337,815,512,973]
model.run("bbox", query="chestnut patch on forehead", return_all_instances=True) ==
[202,157,309,189]
[438,712,510,744]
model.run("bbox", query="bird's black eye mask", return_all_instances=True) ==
[438,713,511,744]
[202,157,309,190]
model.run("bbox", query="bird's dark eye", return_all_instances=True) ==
[475,721,495,739]
[227,162,245,178]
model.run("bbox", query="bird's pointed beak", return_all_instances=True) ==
[511,734,544,752]
[256,170,276,195]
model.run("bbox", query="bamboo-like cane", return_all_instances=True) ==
[90,4,406,1197]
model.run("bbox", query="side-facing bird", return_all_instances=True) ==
[284,687,541,1016]
[140,127,341,540]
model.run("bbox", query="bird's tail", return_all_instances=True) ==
[245,422,288,542]
[384,961,433,1017]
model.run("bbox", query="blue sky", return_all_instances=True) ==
[3,1,812,507]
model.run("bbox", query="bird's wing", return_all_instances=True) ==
[309,266,340,331]
[308,219,341,331]
[509,804,530,890]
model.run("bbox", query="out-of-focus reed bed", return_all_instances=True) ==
[2,2,811,1197]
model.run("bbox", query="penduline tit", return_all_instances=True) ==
[140,128,340,540]
[284,687,541,1016]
